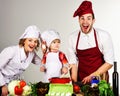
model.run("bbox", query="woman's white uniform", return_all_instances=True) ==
[0,45,41,86]
[44,52,62,82]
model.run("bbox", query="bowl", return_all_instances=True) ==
[49,77,71,84]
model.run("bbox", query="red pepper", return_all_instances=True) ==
[19,80,26,88]
[14,86,23,95]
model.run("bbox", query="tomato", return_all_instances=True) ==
[73,84,80,93]
[19,80,26,88]
[14,86,23,95]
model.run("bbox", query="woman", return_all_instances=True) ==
[0,25,41,96]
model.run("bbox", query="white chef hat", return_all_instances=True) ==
[41,29,60,47]
[19,25,41,39]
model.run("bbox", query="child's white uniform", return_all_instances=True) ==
[44,52,62,82]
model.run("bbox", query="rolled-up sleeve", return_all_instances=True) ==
[98,30,115,65]
[97,29,115,65]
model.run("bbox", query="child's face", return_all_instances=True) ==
[50,39,60,52]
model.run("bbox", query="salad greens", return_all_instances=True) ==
[30,81,49,96]
[98,80,114,96]
[81,80,114,96]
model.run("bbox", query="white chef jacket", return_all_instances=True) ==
[68,28,114,65]
[43,52,62,82]
[0,45,41,86]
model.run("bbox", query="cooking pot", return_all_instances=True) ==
[49,77,71,84]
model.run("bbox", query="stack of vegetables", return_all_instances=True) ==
[80,80,114,96]
[8,79,114,96]
[30,81,49,96]
[8,80,32,96]
[30,81,73,96]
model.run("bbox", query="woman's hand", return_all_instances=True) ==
[1,85,8,96]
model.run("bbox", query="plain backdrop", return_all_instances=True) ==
[0,0,120,93]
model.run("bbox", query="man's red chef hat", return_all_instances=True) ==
[73,0,94,17]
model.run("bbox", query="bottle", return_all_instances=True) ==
[112,61,119,96]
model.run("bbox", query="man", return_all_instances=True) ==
[68,0,114,84]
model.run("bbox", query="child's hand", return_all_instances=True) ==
[40,66,46,72]
[61,67,68,74]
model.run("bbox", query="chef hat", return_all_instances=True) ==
[73,0,94,17]
[19,25,41,39]
[41,29,60,47]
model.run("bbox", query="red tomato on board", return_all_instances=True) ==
[19,80,26,88]
[14,86,23,95]
[73,84,80,93]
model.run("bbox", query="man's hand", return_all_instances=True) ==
[82,75,92,84]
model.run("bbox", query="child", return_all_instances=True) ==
[40,29,69,82]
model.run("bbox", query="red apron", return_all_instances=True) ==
[76,29,108,81]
